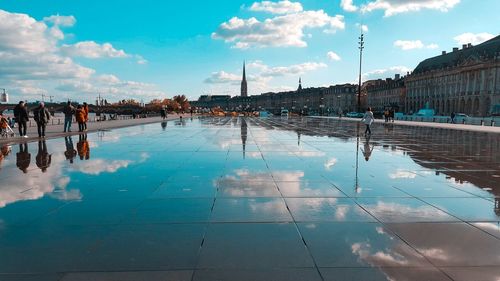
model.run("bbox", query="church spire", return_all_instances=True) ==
[297,77,302,92]
[241,61,248,97]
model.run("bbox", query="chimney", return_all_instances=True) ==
[462,44,467,49]
[442,51,446,55]
[467,43,472,48]
[395,74,400,80]
[453,47,459,52]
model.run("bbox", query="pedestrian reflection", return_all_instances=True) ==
[241,118,247,159]
[161,121,167,131]
[361,136,374,161]
[16,143,30,173]
[77,134,90,160]
[64,136,77,164]
[36,140,51,173]
[0,145,12,170]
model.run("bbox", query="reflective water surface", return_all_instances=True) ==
[0,117,499,280]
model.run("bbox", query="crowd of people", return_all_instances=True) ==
[0,101,90,139]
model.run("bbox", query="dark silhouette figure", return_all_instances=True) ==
[33,102,51,138]
[36,140,51,173]
[241,118,247,159]
[361,135,374,161]
[16,143,30,173]
[13,101,29,137]
[161,121,167,131]
[77,134,90,160]
[64,136,77,164]
[160,108,166,120]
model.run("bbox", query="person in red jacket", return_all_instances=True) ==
[75,105,86,132]
[82,102,89,131]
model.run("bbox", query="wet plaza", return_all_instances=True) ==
[0,117,499,281]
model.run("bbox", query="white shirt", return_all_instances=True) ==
[362,111,375,125]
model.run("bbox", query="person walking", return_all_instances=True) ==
[361,107,375,136]
[75,105,85,132]
[63,101,75,132]
[33,102,51,138]
[16,143,30,173]
[13,101,29,138]
[160,107,166,120]
[451,112,456,124]
[82,102,89,131]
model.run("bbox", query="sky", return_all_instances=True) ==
[0,0,498,103]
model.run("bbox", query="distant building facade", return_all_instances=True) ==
[365,74,406,112]
[405,35,500,116]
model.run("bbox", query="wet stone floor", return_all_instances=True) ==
[0,116,499,281]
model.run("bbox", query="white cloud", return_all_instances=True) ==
[61,41,129,59]
[204,60,326,94]
[212,10,345,49]
[362,66,411,81]
[324,158,338,170]
[361,0,461,17]
[341,0,358,12]
[389,169,417,179]
[327,51,341,61]
[135,55,148,65]
[0,9,162,102]
[205,71,242,84]
[453,32,495,45]
[0,10,59,54]
[394,40,438,50]
[259,62,328,77]
[71,159,132,175]
[358,23,369,33]
[249,0,303,14]
[43,14,76,27]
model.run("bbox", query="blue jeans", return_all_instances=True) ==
[64,117,72,132]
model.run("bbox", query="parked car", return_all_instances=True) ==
[346,112,364,118]
[280,109,289,116]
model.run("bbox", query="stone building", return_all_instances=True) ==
[405,35,500,116]
[365,74,406,112]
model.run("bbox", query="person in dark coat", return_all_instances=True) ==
[13,101,29,137]
[33,102,51,138]
[63,101,75,132]
[16,143,30,173]
[36,140,51,173]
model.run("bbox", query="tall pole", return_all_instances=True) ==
[357,30,364,113]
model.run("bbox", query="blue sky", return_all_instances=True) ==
[0,0,498,102]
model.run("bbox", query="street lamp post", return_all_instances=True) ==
[357,30,364,113]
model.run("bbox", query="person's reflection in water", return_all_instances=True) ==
[0,145,12,171]
[361,135,374,161]
[64,136,77,164]
[77,134,90,160]
[16,143,30,173]
[36,140,51,173]
[161,121,167,131]
[241,118,247,159]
